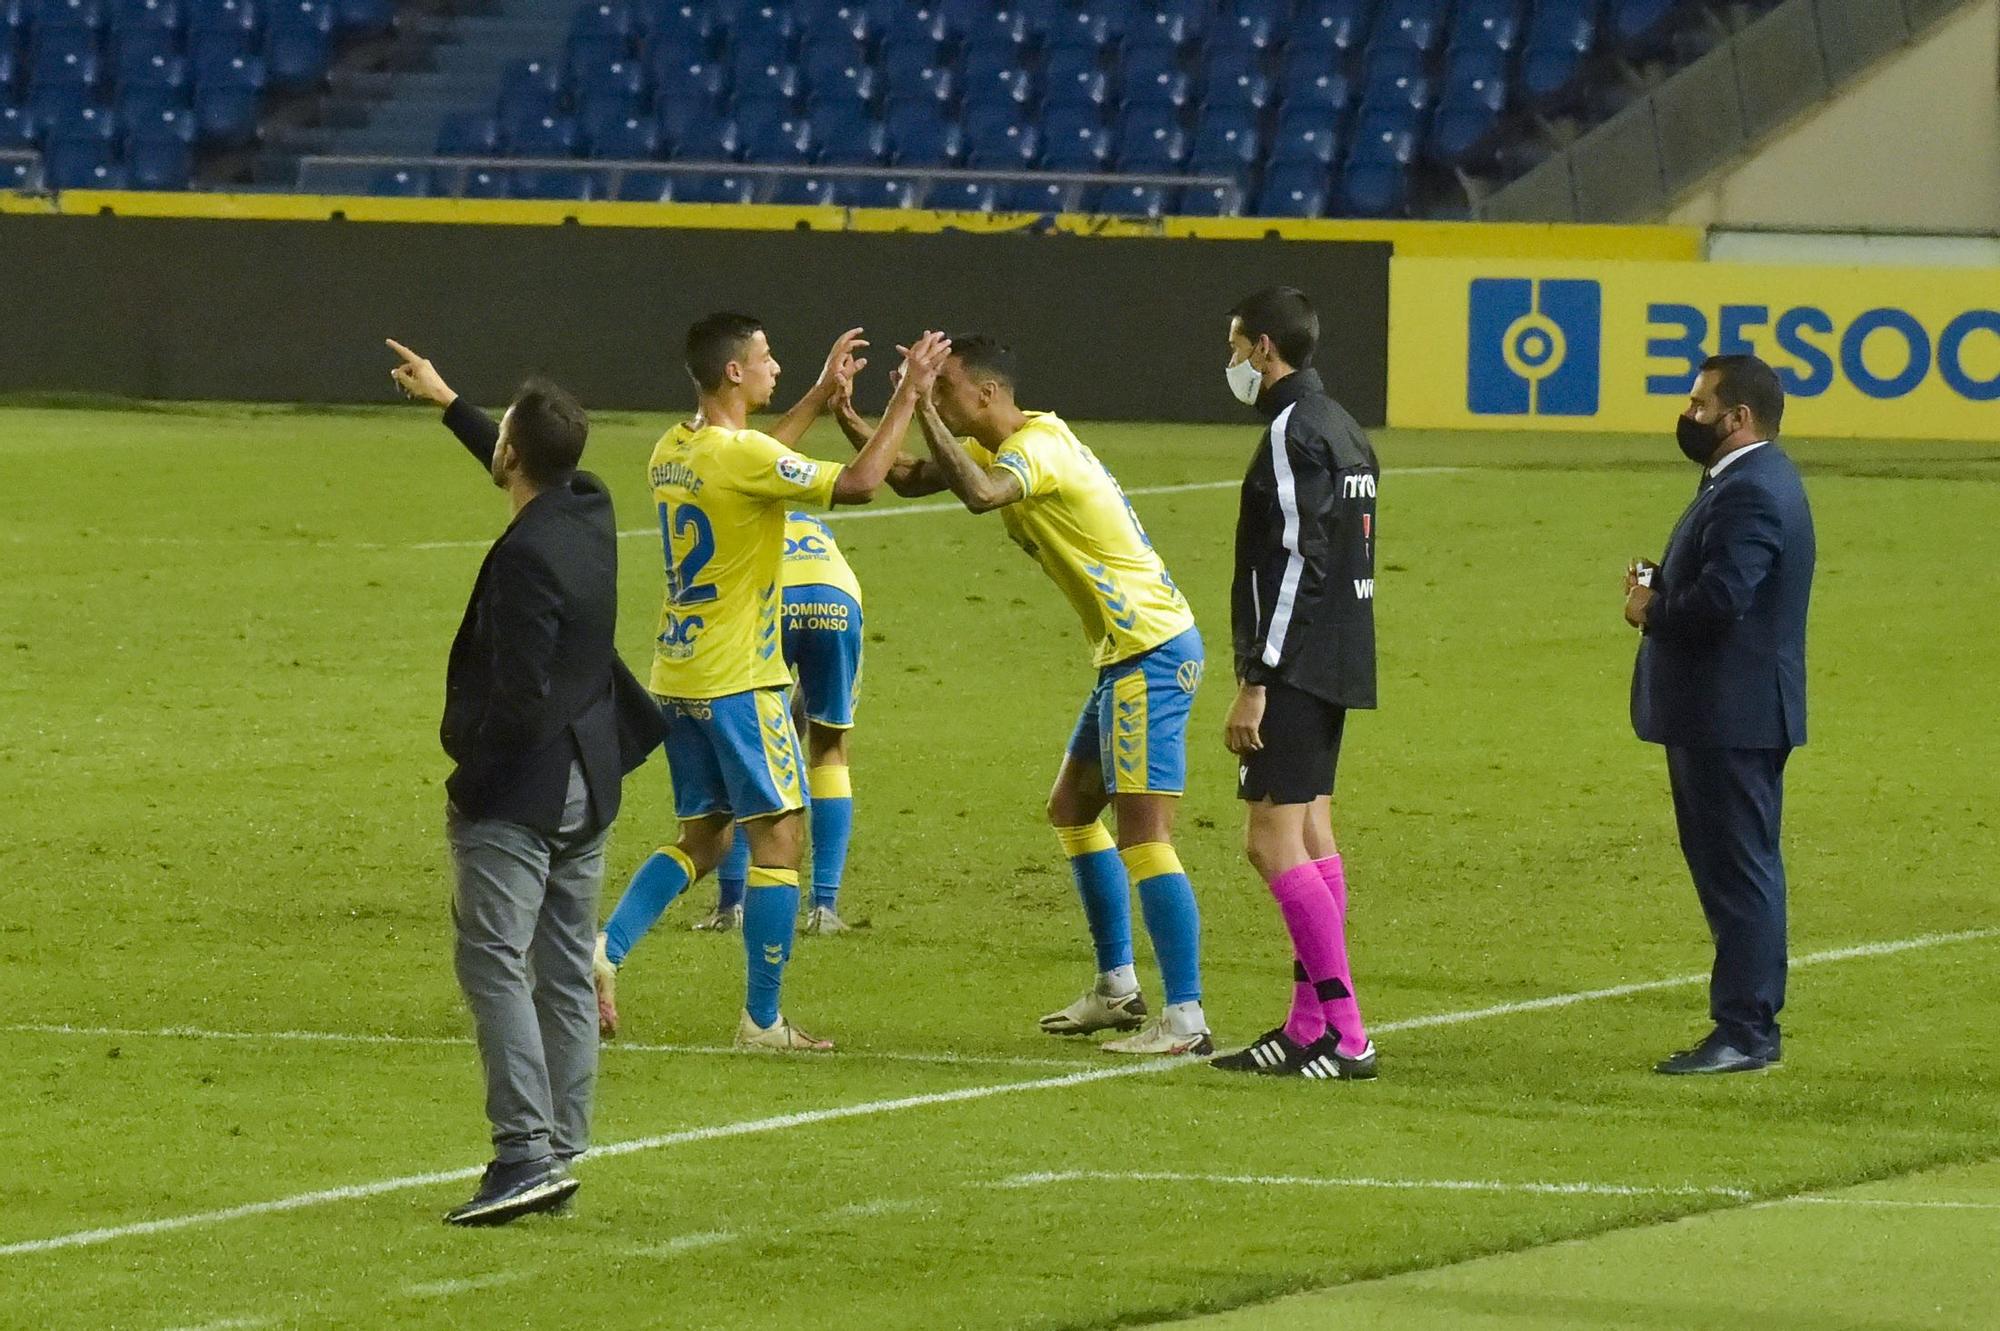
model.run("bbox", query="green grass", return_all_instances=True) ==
[1,403,1996,1331]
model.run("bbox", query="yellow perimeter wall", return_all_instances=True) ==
[0,188,1698,260]
[1390,258,2000,441]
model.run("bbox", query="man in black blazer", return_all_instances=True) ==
[388,340,665,1222]
[1626,353,1815,1075]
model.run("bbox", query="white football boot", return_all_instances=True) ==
[734,1010,835,1052]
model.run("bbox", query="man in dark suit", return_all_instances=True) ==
[1626,353,1815,1076]
[388,340,665,1223]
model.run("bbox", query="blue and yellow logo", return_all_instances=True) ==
[1467,277,1602,416]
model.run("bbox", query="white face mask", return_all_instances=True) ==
[1225,352,1263,406]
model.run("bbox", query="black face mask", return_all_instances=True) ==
[1675,412,1728,466]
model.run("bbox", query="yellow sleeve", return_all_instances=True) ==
[724,430,843,509]
[991,429,1058,499]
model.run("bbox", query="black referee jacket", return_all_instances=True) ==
[1231,368,1379,709]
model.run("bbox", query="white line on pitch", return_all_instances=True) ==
[160,1319,275,1331]
[1761,1196,2000,1212]
[622,1229,739,1259]
[402,1272,530,1298]
[0,1022,1087,1072]
[990,1170,1753,1201]
[4,923,1991,1262]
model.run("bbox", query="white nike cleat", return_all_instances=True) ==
[690,904,743,933]
[802,905,852,935]
[1039,987,1148,1036]
[734,1010,835,1052]
[1102,1016,1215,1057]
[592,933,620,1039]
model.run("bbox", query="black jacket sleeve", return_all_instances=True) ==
[1237,425,1338,686]
[443,397,500,470]
[474,542,566,748]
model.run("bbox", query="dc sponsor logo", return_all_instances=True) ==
[1468,278,1602,417]
[776,456,820,488]
[1175,659,1204,694]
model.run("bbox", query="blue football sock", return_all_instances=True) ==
[602,847,695,966]
[1126,843,1202,1007]
[742,867,800,1028]
[807,765,853,911]
[1056,822,1133,974]
[716,826,750,912]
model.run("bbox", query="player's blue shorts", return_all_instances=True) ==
[782,583,863,730]
[1067,626,1204,796]
[658,687,807,821]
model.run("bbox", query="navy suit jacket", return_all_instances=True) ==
[1631,444,1815,750]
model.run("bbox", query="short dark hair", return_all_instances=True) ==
[1230,286,1319,367]
[1700,354,1785,436]
[949,333,1016,389]
[506,377,588,486]
[685,312,764,392]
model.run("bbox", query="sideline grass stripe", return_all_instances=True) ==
[991,1171,1753,1200]
[4,925,1991,1261]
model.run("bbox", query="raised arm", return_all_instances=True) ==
[917,398,1024,515]
[830,372,946,498]
[766,327,868,448]
[386,338,495,469]
[831,331,953,506]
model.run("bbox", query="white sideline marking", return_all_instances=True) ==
[4,924,1990,1262]
[1377,928,2000,1034]
[160,1319,275,1331]
[1766,1197,2000,1213]
[624,1229,739,1259]
[402,1272,530,1298]
[0,1023,1085,1072]
[992,1170,1753,1201]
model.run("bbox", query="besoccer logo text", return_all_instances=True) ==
[1467,278,1603,416]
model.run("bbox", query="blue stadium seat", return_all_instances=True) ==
[27,82,94,126]
[1338,154,1407,215]
[882,62,952,111]
[996,177,1077,214]
[648,54,724,99]
[931,178,995,212]
[571,0,636,47]
[50,149,126,188]
[1121,66,1190,111]
[0,158,39,189]
[1257,162,1329,216]
[499,58,564,121]
[640,25,704,69]
[192,53,261,146]
[1350,102,1421,162]
[1444,42,1510,86]
[110,0,181,35]
[1610,0,1688,60]
[800,39,864,87]
[1089,181,1166,217]
[1363,69,1432,112]
[118,49,189,95]
[1201,44,1263,85]
[1200,70,1272,114]
[369,167,427,196]
[264,1,332,89]
[881,32,946,84]
[1042,42,1103,87]
[1214,12,1274,50]
[1117,121,1185,172]
[964,120,1035,170]
[730,1,793,47]
[871,0,944,47]
[887,112,958,165]
[435,110,498,155]
[1132,0,1206,46]
[611,167,671,200]
[1442,67,1508,115]
[32,46,103,95]
[638,0,710,49]
[799,3,868,47]
[1178,179,1241,216]
[332,0,390,34]
[1452,0,1523,52]
[572,55,646,106]
[1191,104,1260,168]
[737,109,811,163]
[1372,0,1447,53]
[125,121,192,188]
[1043,64,1108,112]
[566,33,626,77]
[1117,35,1181,83]
[653,89,721,150]
[1520,3,1595,110]
[1295,0,1371,54]
[1229,0,1292,24]
[585,106,659,158]
[0,104,37,149]
[811,110,884,165]
[765,172,836,206]
[725,29,789,77]
[0,46,20,103]
[188,0,259,48]
[32,0,106,33]
[506,112,577,156]
[112,30,178,66]
[511,166,597,200]
[1428,86,1504,168]
[1282,69,1353,116]
[1268,119,1341,168]
[1040,112,1110,170]
[730,56,800,102]
[47,102,117,143]
[831,173,919,210]
[962,49,1031,105]
[672,171,753,203]
[1364,42,1425,83]
[434,165,508,197]
[952,4,1027,55]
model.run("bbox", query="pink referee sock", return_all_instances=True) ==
[1314,855,1368,1057]
[1270,861,1344,1047]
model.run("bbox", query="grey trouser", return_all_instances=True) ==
[446,762,608,1164]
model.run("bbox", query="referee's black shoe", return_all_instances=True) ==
[1212,1028,1378,1080]
[1654,1028,1779,1076]
[444,1157,579,1227]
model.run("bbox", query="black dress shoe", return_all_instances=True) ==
[444,1157,579,1227]
[1654,1030,1775,1076]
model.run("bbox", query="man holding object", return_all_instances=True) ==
[1627,353,1815,1076]
[388,340,666,1222]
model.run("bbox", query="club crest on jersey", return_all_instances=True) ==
[776,456,820,488]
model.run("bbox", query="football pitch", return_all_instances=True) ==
[2,402,1995,1330]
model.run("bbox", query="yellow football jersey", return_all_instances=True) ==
[967,412,1195,667]
[647,421,843,698]
[782,512,862,603]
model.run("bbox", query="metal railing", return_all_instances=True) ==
[295,153,1245,214]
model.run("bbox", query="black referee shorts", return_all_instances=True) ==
[1237,683,1347,805]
